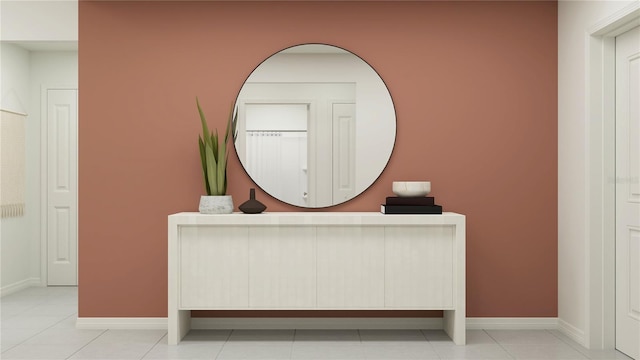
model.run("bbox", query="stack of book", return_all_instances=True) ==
[381,196,442,214]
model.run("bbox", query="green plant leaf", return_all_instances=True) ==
[198,136,211,195]
[211,131,219,162]
[222,173,227,195]
[196,97,231,196]
[222,152,229,194]
[205,143,218,195]
[217,137,227,195]
[197,97,211,147]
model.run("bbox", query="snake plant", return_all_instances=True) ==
[197,97,236,196]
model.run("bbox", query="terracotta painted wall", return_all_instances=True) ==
[78,1,557,318]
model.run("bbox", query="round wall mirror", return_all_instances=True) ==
[234,44,396,208]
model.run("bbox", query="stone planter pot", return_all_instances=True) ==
[198,195,233,214]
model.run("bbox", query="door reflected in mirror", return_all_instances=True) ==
[235,44,396,208]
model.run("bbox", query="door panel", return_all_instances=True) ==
[332,103,356,204]
[616,25,640,360]
[384,226,454,308]
[47,89,78,286]
[248,226,316,308]
[179,226,249,308]
[316,226,384,308]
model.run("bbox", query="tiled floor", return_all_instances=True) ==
[0,287,633,360]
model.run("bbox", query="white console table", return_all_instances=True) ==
[168,212,465,345]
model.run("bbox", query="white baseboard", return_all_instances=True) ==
[557,319,586,347]
[75,316,559,331]
[466,317,558,330]
[76,317,168,330]
[0,277,41,297]
[191,317,444,330]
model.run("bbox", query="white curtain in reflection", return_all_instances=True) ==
[246,131,307,207]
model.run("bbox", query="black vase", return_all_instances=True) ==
[239,188,267,214]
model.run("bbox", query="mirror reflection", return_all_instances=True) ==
[235,44,396,208]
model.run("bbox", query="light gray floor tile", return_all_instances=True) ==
[26,303,77,316]
[422,329,456,343]
[143,335,223,359]
[0,343,82,359]
[182,329,231,342]
[294,329,360,343]
[502,343,589,360]
[547,330,633,360]
[1,289,47,301]
[0,291,36,302]
[67,330,167,359]
[466,330,498,345]
[433,343,514,359]
[5,286,637,360]
[361,342,439,359]
[359,329,426,342]
[1,302,39,318]
[227,329,295,343]
[0,327,43,347]
[547,330,585,346]
[585,350,634,360]
[579,350,635,360]
[0,295,45,305]
[486,330,566,345]
[14,287,66,297]
[291,343,363,360]
[90,329,167,344]
[22,327,105,346]
[40,292,77,304]
[68,342,160,359]
[50,315,79,329]
[1,341,21,353]
[217,343,292,360]
[1,314,67,330]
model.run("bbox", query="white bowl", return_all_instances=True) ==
[392,181,431,197]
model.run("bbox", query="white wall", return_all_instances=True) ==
[0,43,34,294]
[0,44,30,114]
[558,0,637,348]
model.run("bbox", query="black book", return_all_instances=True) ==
[385,196,435,206]
[381,204,443,214]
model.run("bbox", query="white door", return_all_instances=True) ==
[47,89,78,286]
[616,25,640,360]
[332,103,356,204]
